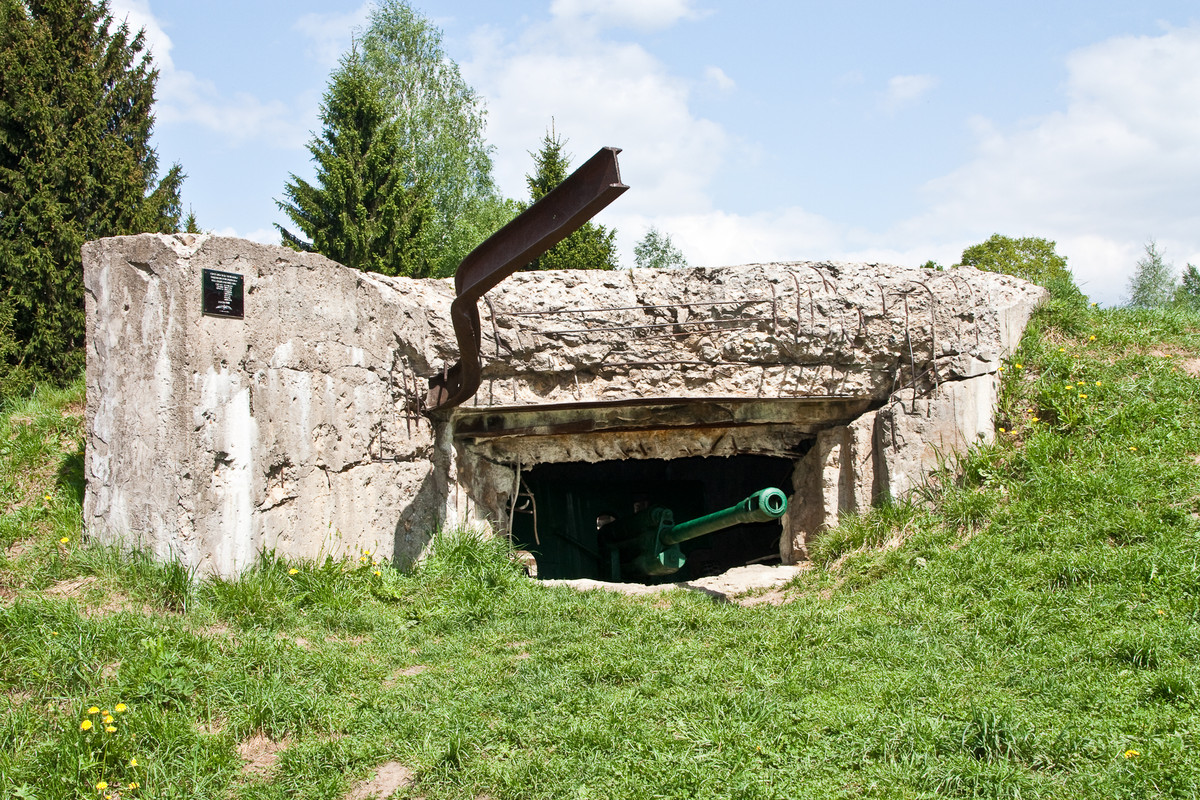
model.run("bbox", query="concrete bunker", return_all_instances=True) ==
[511,455,796,581]
[453,395,881,582]
[82,232,1045,580]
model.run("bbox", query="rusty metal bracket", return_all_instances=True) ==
[426,146,629,412]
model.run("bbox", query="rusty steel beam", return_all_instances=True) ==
[426,147,629,412]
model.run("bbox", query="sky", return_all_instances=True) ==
[109,0,1200,306]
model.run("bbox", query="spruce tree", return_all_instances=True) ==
[0,0,182,386]
[1175,264,1200,310]
[521,128,619,271]
[1126,240,1176,309]
[277,49,433,278]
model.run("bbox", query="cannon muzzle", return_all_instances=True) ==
[662,488,788,545]
[607,488,789,578]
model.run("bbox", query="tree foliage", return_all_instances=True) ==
[958,234,1082,303]
[360,0,511,276]
[520,129,619,271]
[0,0,182,389]
[634,227,688,270]
[1175,263,1200,310]
[277,49,433,277]
[1126,239,1177,309]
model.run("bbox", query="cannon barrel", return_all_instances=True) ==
[662,488,788,545]
[613,488,789,578]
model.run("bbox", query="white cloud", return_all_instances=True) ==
[293,3,372,69]
[109,0,312,150]
[155,72,308,149]
[468,15,1198,305]
[549,0,709,31]
[704,65,735,92]
[882,74,937,112]
[463,22,729,216]
[213,226,279,245]
[630,208,852,267]
[108,0,174,70]
[907,24,1200,304]
[834,70,865,88]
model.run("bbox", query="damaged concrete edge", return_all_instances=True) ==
[82,234,1047,579]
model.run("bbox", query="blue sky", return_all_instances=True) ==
[112,0,1200,305]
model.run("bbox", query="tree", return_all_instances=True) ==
[360,0,511,276]
[1126,239,1176,309]
[183,207,202,235]
[634,227,688,270]
[958,234,1081,303]
[520,128,619,271]
[277,48,433,277]
[0,0,183,386]
[1175,263,1200,310]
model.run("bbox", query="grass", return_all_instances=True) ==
[2,299,1199,798]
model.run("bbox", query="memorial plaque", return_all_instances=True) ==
[202,268,244,319]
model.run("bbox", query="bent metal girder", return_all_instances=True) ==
[425,147,629,413]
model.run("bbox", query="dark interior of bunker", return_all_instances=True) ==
[510,454,800,583]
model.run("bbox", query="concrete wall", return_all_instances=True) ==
[83,234,1044,576]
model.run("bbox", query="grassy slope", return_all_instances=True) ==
[1,301,1198,800]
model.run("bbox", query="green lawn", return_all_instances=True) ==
[1,298,1198,799]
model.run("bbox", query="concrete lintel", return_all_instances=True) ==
[452,396,879,442]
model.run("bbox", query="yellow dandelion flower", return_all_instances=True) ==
[1015,363,1023,369]
[1079,393,1087,399]
[373,570,382,576]
[998,366,1005,372]
[998,427,1006,433]
[60,536,70,544]
[129,782,140,790]
[1129,446,1138,451]
[87,707,100,715]
[80,719,93,730]
[1058,347,1065,352]
[50,631,58,636]
[1089,335,1096,341]
[1095,381,1102,386]
[114,703,127,713]
[288,568,299,575]
[95,781,108,791]
[1031,417,1039,422]
[129,757,138,767]
[105,725,116,733]
[1157,609,1165,615]
[103,714,114,724]
[1124,749,1140,758]
[43,493,52,501]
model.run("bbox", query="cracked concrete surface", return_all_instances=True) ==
[83,234,1044,577]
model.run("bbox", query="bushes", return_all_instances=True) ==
[959,234,1086,306]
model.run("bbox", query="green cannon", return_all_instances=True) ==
[602,488,789,579]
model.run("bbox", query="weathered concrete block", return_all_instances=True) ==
[84,234,452,575]
[84,234,1044,578]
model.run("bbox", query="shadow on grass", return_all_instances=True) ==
[56,443,85,506]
